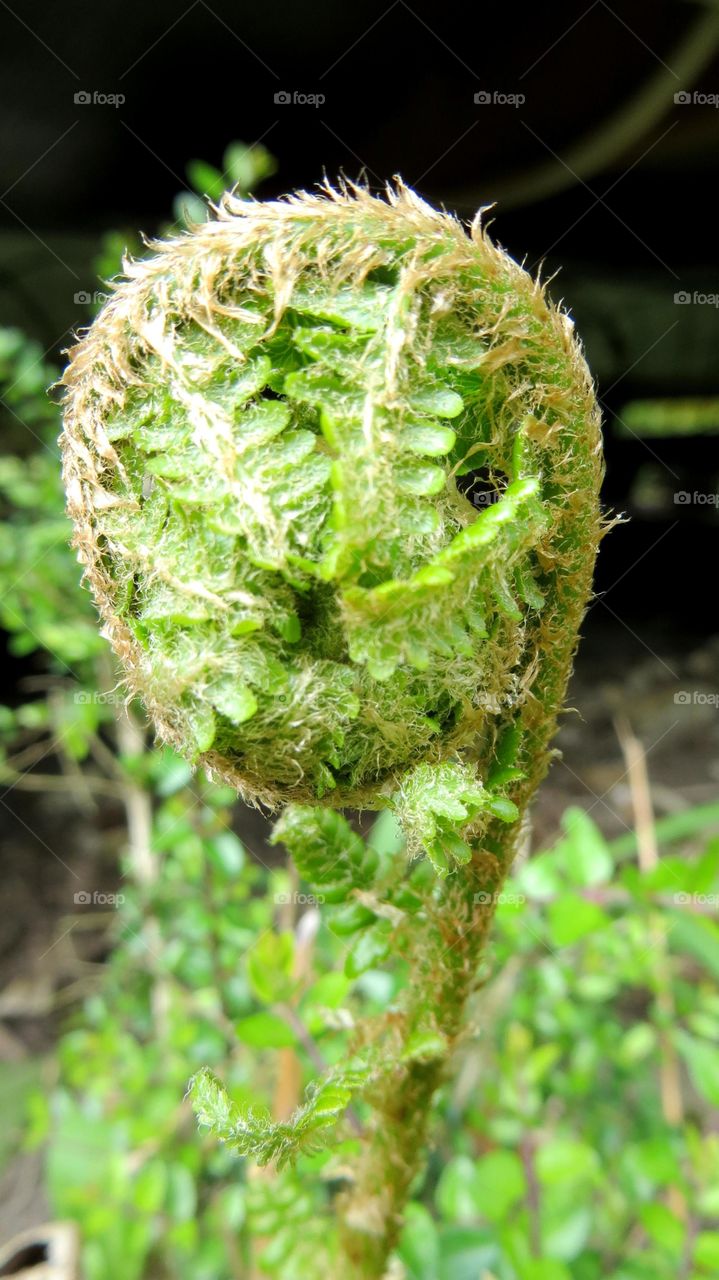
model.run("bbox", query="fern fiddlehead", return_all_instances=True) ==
[62,182,603,1277]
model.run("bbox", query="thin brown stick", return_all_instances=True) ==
[113,698,156,887]
[616,716,685,1219]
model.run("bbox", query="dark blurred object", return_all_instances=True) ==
[0,1222,78,1279]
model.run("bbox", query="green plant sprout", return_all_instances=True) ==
[61,180,603,1277]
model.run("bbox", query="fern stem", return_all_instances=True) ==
[335,842,504,1275]
[336,446,600,1276]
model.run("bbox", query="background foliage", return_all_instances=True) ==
[0,146,718,1280]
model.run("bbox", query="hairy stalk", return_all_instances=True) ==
[337,849,504,1275]
[337,492,597,1274]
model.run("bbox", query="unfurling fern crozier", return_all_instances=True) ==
[61,182,602,813]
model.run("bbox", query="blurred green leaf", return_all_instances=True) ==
[344,925,390,977]
[186,159,225,202]
[694,1231,719,1271]
[236,1012,297,1049]
[541,1206,592,1261]
[133,1159,167,1213]
[397,1203,441,1279]
[560,807,614,886]
[436,1156,480,1223]
[223,141,278,195]
[669,912,719,982]
[206,830,246,876]
[639,1202,684,1255]
[173,192,208,227]
[436,1150,526,1224]
[247,931,295,1004]
[518,1262,571,1280]
[675,1032,719,1106]
[536,1139,599,1186]
[546,894,609,946]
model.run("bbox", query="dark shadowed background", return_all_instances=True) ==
[1,0,718,622]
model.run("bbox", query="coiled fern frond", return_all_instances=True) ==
[62,181,604,1278]
[61,181,601,811]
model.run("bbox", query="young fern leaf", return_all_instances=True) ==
[188,1063,370,1170]
[343,476,547,679]
[61,180,601,813]
[270,806,378,902]
[393,759,518,876]
[62,179,604,1278]
[245,1168,337,1278]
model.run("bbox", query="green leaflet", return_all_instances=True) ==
[245,1168,336,1276]
[271,806,378,904]
[392,760,518,875]
[289,280,395,330]
[208,680,258,726]
[342,479,546,680]
[188,1064,369,1169]
[344,923,391,976]
[400,422,457,456]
